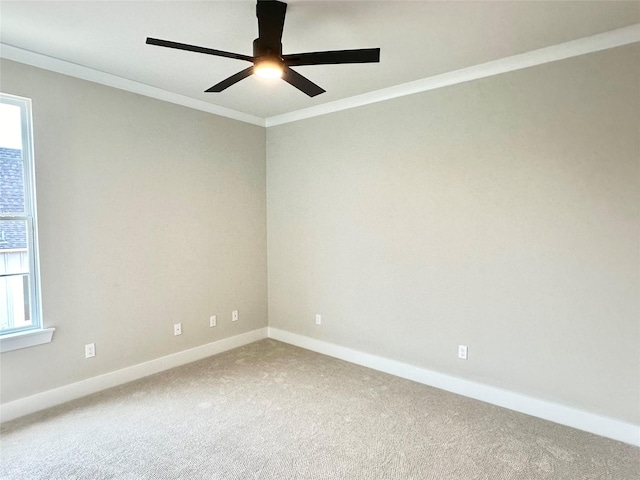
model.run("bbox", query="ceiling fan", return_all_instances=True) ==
[146,0,380,97]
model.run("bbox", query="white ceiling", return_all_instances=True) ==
[1,1,639,122]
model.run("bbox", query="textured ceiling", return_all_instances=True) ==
[1,1,638,120]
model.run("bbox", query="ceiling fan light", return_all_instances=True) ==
[254,58,283,79]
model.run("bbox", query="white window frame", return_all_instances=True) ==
[0,93,54,353]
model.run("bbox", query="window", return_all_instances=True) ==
[0,93,53,352]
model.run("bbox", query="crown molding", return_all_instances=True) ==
[266,23,640,127]
[0,43,266,127]
[1,23,638,129]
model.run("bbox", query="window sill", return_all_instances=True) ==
[0,328,55,353]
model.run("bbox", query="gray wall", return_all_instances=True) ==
[267,45,640,424]
[2,44,638,426]
[0,60,267,403]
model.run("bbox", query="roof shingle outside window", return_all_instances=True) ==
[0,147,27,250]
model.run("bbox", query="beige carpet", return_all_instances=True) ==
[1,339,638,479]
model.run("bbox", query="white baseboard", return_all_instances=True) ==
[268,327,640,447]
[0,327,268,423]
[4,326,637,446]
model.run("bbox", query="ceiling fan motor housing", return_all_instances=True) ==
[253,38,283,63]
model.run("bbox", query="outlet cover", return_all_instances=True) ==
[85,343,96,358]
[210,315,217,327]
[174,323,182,336]
[315,314,322,325]
[458,345,468,360]
[232,310,239,322]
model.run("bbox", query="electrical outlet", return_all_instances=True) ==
[232,310,239,322]
[174,323,182,336]
[458,345,468,360]
[85,343,95,358]
[315,314,322,325]
[210,315,217,327]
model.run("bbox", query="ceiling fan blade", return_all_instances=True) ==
[256,0,287,53]
[284,48,380,66]
[205,66,255,92]
[146,37,253,62]
[281,66,325,97]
